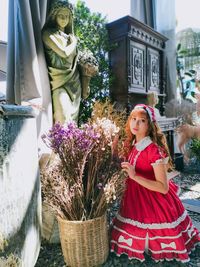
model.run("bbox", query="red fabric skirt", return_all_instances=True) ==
[111,179,200,262]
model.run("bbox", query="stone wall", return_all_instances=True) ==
[0,42,7,73]
[0,104,41,266]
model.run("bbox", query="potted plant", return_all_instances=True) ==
[41,101,126,267]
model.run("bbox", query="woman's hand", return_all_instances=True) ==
[121,162,135,179]
[121,161,169,194]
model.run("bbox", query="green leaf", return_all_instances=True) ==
[74,0,112,124]
[184,72,193,77]
[177,43,181,51]
[188,70,196,74]
[179,49,188,55]
[190,138,200,160]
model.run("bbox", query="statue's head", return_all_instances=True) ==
[147,92,159,107]
[45,0,74,34]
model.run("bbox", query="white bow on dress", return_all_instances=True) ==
[161,241,176,249]
[118,235,133,246]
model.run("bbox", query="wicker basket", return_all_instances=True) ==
[79,63,98,77]
[57,213,109,267]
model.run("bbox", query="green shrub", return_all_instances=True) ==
[190,138,200,160]
[74,0,112,124]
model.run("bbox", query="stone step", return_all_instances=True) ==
[182,183,200,193]
[182,199,200,214]
[193,221,200,231]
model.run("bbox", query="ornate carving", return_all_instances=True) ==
[130,42,146,91]
[133,52,143,83]
[151,54,159,88]
[107,15,168,113]
[129,26,165,50]
[148,48,160,91]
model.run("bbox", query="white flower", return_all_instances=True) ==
[104,183,116,204]
[93,117,120,140]
[78,49,98,67]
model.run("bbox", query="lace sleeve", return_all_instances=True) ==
[149,144,168,166]
[151,156,169,166]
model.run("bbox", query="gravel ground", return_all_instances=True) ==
[35,158,200,267]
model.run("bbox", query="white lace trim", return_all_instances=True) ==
[151,156,169,166]
[111,242,198,263]
[154,258,190,263]
[132,150,141,171]
[150,222,192,239]
[111,240,188,254]
[110,250,145,262]
[135,136,152,151]
[185,232,198,245]
[111,250,190,263]
[116,210,188,229]
[113,225,146,240]
[111,240,144,253]
[113,221,192,240]
[149,248,187,254]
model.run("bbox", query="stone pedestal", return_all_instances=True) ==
[42,203,60,243]
[0,104,41,266]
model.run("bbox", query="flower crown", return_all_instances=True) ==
[50,0,74,15]
[133,104,156,122]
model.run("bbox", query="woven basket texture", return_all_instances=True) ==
[57,213,109,267]
[80,63,98,77]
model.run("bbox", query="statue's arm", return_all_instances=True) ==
[42,30,66,58]
[42,31,77,58]
[65,34,78,57]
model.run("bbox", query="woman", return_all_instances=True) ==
[42,0,83,124]
[111,104,200,263]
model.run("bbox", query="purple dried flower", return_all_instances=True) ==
[42,116,126,220]
[97,183,103,189]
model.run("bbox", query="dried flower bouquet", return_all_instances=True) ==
[41,101,127,221]
[78,49,99,77]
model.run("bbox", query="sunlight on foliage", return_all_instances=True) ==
[74,0,112,123]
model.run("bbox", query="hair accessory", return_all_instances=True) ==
[50,0,74,14]
[133,104,156,122]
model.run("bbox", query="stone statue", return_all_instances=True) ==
[42,0,96,124]
[147,91,162,120]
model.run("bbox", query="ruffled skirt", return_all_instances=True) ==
[111,180,200,262]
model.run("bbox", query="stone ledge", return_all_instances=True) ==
[0,104,36,118]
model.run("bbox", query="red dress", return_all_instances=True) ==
[111,136,200,263]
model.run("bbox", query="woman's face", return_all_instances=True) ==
[129,111,149,140]
[56,9,70,29]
